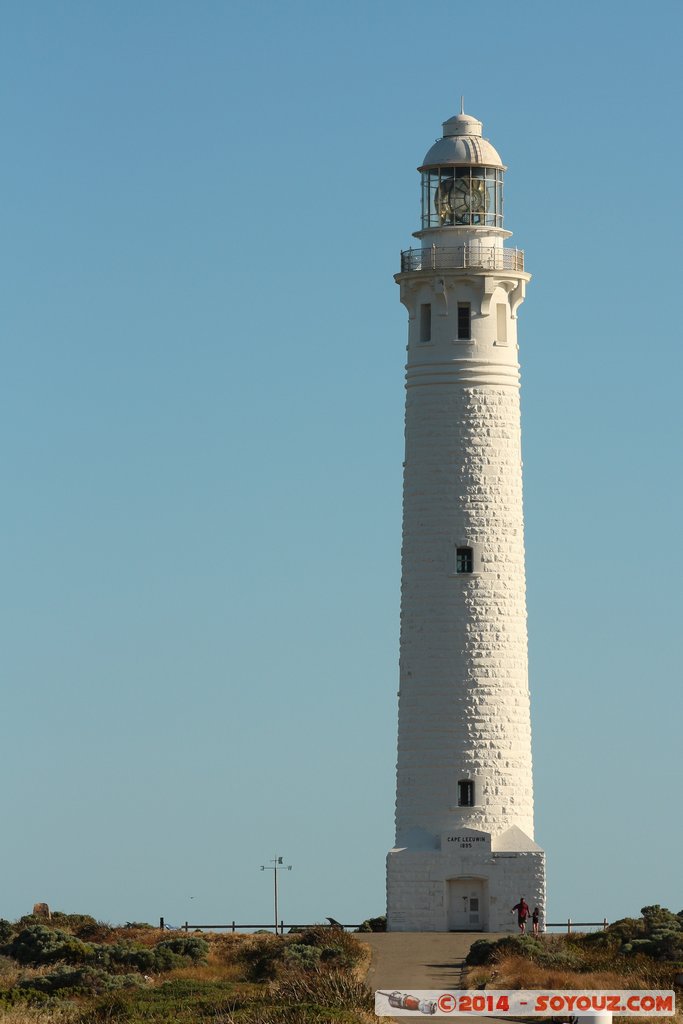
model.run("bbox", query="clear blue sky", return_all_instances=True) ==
[1,0,681,929]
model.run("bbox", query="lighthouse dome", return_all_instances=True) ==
[420,110,504,169]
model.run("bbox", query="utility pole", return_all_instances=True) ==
[260,855,292,934]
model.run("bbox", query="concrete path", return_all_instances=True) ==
[357,932,507,1020]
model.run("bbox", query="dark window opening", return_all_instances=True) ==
[458,779,474,807]
[456,547,473,573]
[457,303,471,340]
[419,303,431,343]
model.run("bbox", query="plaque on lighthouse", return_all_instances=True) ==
[387,106,546,932]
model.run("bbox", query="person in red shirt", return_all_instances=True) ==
[511,897,531,934]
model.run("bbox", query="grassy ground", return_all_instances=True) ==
[1,907,681,1023]
[464,916,683,1024]
[0,917,374,1024]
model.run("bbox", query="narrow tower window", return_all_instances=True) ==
[419,303,431,343]
[457,303,471,340]
[458,779,475,807]
[496,302,508,344]
[456,547,473,573]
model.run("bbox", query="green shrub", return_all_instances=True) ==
[356,915,386,933]
[238,938,284,981]
[465,938,500,965]
[641,906,681,933]
[156,936,209,962]
[466,934,582,970]
[466,935,542,966]
[102,937,196,970]
[0,920,14,944]
[102,942,160,973]
[283,943,322,968]
[294,926,364,968]
[603,917,646,943]
[4,925,96,965]
[83,978,241,1023]
[19,965,144,995]
[609,907,683,961]
[50,912,101,934]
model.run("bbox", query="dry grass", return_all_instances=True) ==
[467,952,683,1024]
[0,1008,79,1024]
[487,951,680,990]
[205,934,250,965]
[269,964,373,1010]
[489,953,639,989]
[160,961,242,984]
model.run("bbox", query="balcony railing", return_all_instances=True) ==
[400,245,525,273]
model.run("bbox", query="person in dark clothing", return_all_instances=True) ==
[532,906,540,935]
[511,897,531,934]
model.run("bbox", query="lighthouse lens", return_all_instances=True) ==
[422,168,502,227]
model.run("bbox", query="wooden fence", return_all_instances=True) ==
[158,918,608,935]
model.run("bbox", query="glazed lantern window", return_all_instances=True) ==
[421,167,504,228]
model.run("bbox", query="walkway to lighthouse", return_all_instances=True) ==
[359,932,507,1018]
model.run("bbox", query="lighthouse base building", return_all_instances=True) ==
[386,107,546,932]
[388,829,545,933]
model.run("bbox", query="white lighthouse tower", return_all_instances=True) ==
[387,106,546,932]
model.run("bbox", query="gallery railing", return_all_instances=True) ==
[400,245,525,273]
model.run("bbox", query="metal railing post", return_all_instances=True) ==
[431,244,436,270]
[567,918,572,935]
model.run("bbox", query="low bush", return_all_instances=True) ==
[156,936,209,962]
[238,937,285,982]
[467,935,583,971]
[294,927,365,969]
[1,924,209,979]
[18,966,145,996]
[283,943,322,968]
[82,978,242,1023]
[3,927,96,967]
[356,915,386,933]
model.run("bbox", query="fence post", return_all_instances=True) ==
[232,921,235,933]
[184,921,189,934]
[280,920,284,935]
[159,917,164,932]
[567,918,572,935]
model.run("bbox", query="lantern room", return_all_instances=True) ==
[418,107,505,230]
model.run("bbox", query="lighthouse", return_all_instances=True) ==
[387,106,546,932]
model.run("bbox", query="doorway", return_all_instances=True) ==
[447,879,486,931]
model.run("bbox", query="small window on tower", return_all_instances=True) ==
[456,547,473,573]
[458,779,475,807]
[419,303,431,343]
[496,302,508,344]
[457,303,471,340]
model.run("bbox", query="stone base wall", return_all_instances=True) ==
[387,843,545,933]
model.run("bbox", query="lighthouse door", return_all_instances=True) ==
[447,880,484,931]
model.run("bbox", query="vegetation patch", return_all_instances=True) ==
[465,905,683,1007]
[0,913,372,1024]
